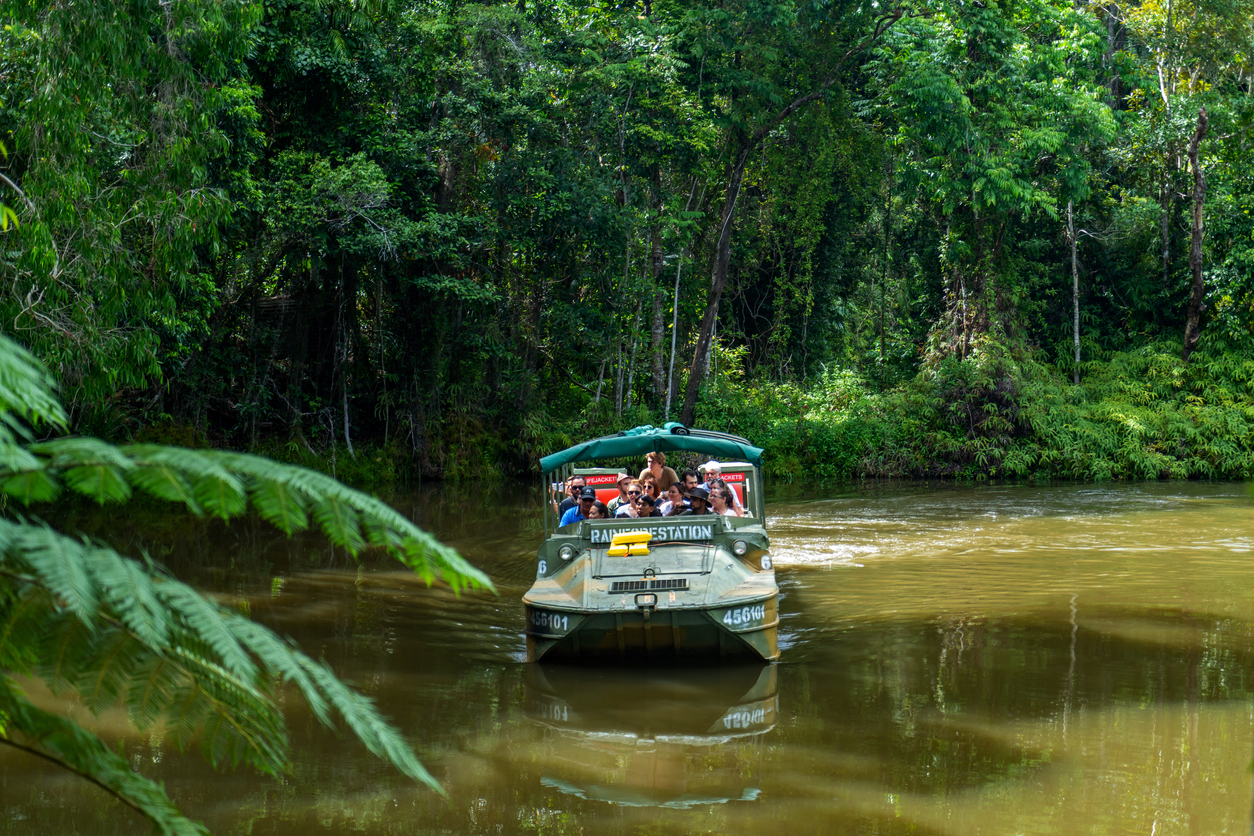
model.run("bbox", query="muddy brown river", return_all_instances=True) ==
[4,481,1254,835]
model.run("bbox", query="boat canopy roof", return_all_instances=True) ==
[540,424,763,473]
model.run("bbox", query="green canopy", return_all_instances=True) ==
[540,424,763,473]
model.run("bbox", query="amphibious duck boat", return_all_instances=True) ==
[523,424,778,662]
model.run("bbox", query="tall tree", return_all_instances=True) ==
[676,0,914,425]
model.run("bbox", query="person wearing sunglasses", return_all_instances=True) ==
[552,474,586,517]
[709,486,740,517]
[615,481,646,518]
[605,471,633,515]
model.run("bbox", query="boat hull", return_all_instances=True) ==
[525,595,778,662]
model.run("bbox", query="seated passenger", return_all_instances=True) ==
[587,500,609,520]
[639,451,679,492]
[637,494,662,517]
[678,485,711,516]
[640,474,660,504]
[703,463,744,514]
[709,486,739,517]
[615,482,645,517]
[710,479,746,516]
[658,483,688,516]
[681,469,701,492]
[559,487,597,527]
[553,475,587,517]
[606,472,633,515]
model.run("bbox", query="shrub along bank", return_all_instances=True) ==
[240,339,1254,487]
[696,340,1254,482]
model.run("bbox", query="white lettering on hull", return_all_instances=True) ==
[588,524,714,545]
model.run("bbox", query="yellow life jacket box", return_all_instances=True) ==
[606,531,651,557]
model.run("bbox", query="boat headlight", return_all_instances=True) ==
[558,545,576,561]
[732,539,749,556]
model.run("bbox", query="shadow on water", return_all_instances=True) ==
[5,481,1254,834]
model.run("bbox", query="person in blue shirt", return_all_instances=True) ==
[559,487,597,527]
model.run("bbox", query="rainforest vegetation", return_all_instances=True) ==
[1,0,1254,828]
[4,0,1254,482]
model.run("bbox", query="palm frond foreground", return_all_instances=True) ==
[0,335,493,834]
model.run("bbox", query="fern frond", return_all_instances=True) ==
[0,441,41,473]
[296,655,441,792]
[84,544,169,648]
[28,436,135,469]
[125,445,246,519]
[154,582,257,682]
[1,469,61,505]
[220,613,331,725]
[15,525,99,623]
[311,495,365,553]
[0,333,462,826]
[201,450,493,591]
[250,478,309,535]
[0,336,68,438]
[0,676,208,836]
[127,656,181,730]
[38,612,96,694]
[0,525,429,782]
[63,464,133,504]
[126,463,202,514]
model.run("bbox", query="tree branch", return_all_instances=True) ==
[0,734,152,821]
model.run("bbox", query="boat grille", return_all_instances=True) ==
[610,578,689,592]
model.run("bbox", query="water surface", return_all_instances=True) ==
[4,481,1254,835]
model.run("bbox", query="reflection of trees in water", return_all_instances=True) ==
[767,603,1254,810]
[10,492,1254,834]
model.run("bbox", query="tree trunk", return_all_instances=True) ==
[650,227,666,403]
[1181,107,1208,363]
[1160,175,1172,291]
[1069,200,1080,384]
[679,142,750,426]
[625,302,640,409]
[1103,4,1126,108]
[664,255,684,420]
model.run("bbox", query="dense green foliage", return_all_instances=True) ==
[2,0,1254,479]
[698,338,1254,481]
[0,334,489,833]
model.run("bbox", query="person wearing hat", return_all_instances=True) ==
[559,486,598,527]
[606,471,634,515]
[678,485,711,516]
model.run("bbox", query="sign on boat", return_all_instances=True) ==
[522,424,779,662]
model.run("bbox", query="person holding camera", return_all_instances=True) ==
[551,475,587,517]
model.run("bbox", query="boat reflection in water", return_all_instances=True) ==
[524,663,777,808]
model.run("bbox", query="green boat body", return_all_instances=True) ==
[524,426,779,663]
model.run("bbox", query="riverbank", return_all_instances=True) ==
[224,338,1254,490]
[700,338,1254,482]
